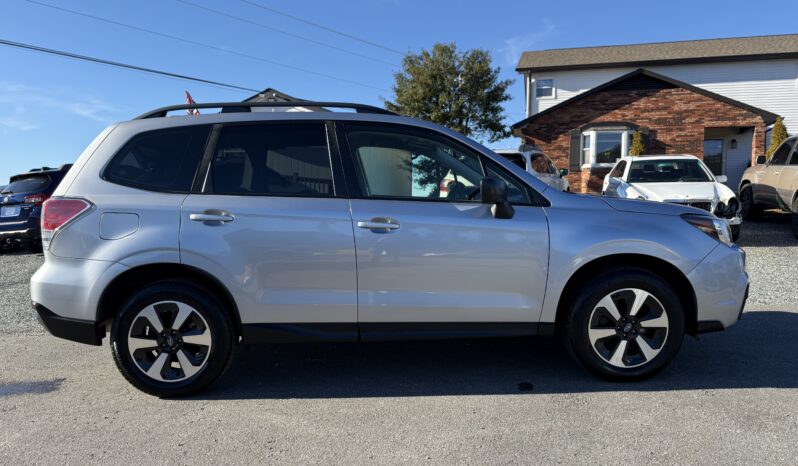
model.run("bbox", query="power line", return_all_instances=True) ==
[175,0,398,67]
[24,0,390,92]
[0,38,260,93]
[239,0,405,56]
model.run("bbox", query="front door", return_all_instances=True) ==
[339,123,549,335]
[180,122,357,335]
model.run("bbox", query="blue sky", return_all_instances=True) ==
[1,0,796,182]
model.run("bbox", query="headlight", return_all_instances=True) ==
[682,213,734,246]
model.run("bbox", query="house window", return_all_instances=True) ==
[580,129,635,166]
[535,79,554,98]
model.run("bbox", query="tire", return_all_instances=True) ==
[731,225,741,242]
[563,267,685,381]
[110,281,234,397]
[739,184,762,221]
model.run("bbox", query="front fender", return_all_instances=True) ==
[539,204,718,323]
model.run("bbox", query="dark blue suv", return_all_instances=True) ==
[0,164,72,251]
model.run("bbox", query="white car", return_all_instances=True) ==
[603,155,742,240]
[494,146,570,191]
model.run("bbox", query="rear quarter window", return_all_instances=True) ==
[104,125,210,193]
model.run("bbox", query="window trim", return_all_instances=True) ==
[336,121,546,207]
[101,125,213,194]
[198,120,341,198]
[535,78,556,100]
[580,129,635,168]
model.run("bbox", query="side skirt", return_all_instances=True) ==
[241,322,545,344]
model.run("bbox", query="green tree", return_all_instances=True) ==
[385,43,514,143]
[767,116,788,158]
[629,130,645,156]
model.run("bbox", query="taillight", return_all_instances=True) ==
[41,198,92,249]
[23,194,50,206]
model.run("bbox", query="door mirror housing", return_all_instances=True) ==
[480,177,514,219]
[558,168,569,178]
[715,175,727,183]
[756,155,767,165]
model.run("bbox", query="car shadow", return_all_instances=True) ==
[737,210,795,247]
[191,310,798,400]
[0,378,65,397]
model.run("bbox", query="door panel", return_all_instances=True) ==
[180,196,357,324]
[350,199,549,324]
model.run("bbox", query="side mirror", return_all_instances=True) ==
[715,175,727,183]
[756,155,767,165]
[480,177,514,219]
[558,168,569,178]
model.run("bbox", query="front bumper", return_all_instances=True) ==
[34,302,104,345]
[687,244,749,331]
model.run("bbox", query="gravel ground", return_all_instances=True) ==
[0,212,796,464]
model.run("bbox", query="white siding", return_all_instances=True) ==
[529,59,798,133]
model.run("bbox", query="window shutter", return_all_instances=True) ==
[569,129,582,170]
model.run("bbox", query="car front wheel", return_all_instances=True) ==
[110,281,234,397]
[564,268,685,381]
[739,184,761,221]
[791,199,798,239]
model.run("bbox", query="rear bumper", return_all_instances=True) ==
[33,302,104,345]
[0,227,39,242]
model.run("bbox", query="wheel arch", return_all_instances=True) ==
[554,253,699,336]
[97,263,243,338]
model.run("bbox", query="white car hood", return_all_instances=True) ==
[630,182,735,203]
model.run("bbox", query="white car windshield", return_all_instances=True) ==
[628,159,713,183]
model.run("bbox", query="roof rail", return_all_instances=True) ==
[135,101,397,119]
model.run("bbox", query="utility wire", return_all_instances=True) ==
[24,0,389,92]
[0,38,259,93]
[175,0,398,67]
[239,0,405,56]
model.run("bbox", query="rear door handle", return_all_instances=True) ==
[357,217,400,232]
[190,212,235,223]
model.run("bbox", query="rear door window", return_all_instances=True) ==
[209,123,333,196]
[105,125,210,192]
[2,175,50,194]
[501,153,527,170]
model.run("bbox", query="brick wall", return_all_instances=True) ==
[518,86,768,193]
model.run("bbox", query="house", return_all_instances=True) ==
[243,88,326,112]
[512,34,798,193]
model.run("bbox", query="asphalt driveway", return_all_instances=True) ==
[1,212,796,464]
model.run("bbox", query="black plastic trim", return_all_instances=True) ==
[33,302,104,346]
[240,322,544,344]
[242,323,358,344]
[695,320,725,334]
[359,322,540,341]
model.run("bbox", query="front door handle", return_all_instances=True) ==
[357,217,400,232]
[190,212,235,223]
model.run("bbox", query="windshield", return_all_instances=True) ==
[1,175,50,194]
[628,159,712,183]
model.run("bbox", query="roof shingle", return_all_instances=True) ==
[516,34,798,72]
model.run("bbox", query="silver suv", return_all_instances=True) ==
[32,102,749,397]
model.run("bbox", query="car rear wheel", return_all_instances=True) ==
[791,199,798,239]
[739,184,761,221]
[110,281,234,397]
[564,268,685,381]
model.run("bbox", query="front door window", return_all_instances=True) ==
[703,139,724,176]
